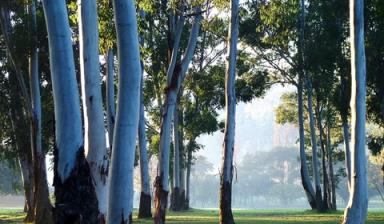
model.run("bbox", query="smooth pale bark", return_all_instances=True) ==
[78,0,109,220]
[138,75,152,218]
[179,107,186,209]
[29,1,53,223]
[42,0,99,222]
[106,49,116,149]
[297,0,317,210]
[219,1,238,223]
[297,83,317,209]
[107,0,141,223]
[306,79,323,210]
[342,115,352,190]
[343,0,368,222]
[154,9,202,224]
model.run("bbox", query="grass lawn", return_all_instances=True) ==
[1,208,384,223]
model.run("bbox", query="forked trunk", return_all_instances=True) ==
[219,1,238,223]
[42,1,99,222]
[107,0,141,223]
[154,8,202,223]
[343,0,368,222]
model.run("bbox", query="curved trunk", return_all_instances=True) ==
[297,83,317,209]
[78,0,109,220]
[138,75,152,219]
[306,79,323,211]
[343,0,368,222]
[42,1,99,222]
[107,0,141,223]
[219,1,238,223]
[342,114,352,190]
[106,49,115,149]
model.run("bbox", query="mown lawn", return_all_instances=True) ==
[1,208,384,223]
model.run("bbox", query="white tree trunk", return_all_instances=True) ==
[171,105,181,211]
[306,79,323,209]
[154,9,202,224]
[78,0,109,220]
[138,74,152,218]
[106,48,115,148]
[107,0,141,223]
[219,1,238,223]
[343,0,368,222]
[297,83,317,209]
[42,0,99,222]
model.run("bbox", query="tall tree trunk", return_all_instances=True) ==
[342,114,352,190]
[78,0,109,221]
[41,1,99,223]
[138,75,152,219]
[171,98,181,211]
[326,119,337,210]
[219,1,238,223]
[315,103,329,211]
[305,79,323,211]
[29,1,53,223]
[297,0,317,210]
[107,0,141,223]
[106,48,115,151]
[153,8,202,223]
[297,83,317,209]
[343,0,368,222]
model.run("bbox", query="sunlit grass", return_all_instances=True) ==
[1,208,384,223]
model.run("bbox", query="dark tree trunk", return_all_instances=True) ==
[18,153,35,223]
[53,147,99,224]
[153,176,169,224]
[138,191,152,219]
[219,180,234,224]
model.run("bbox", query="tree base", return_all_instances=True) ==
[53,147,99,224]
[170,187,182,211]
[153,176,168,224]
[219,180,234,224]
[138,192,152,218]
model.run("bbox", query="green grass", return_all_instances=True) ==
[1,208,384,223]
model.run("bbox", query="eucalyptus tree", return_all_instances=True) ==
[153,2,203,222]
[107,0,141,222]
[219,0,239,223]
[342,0,368,222]
[240,0,317,209]
[28,1,53,222]
[42,0,99,222]
[78,0,109,220]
